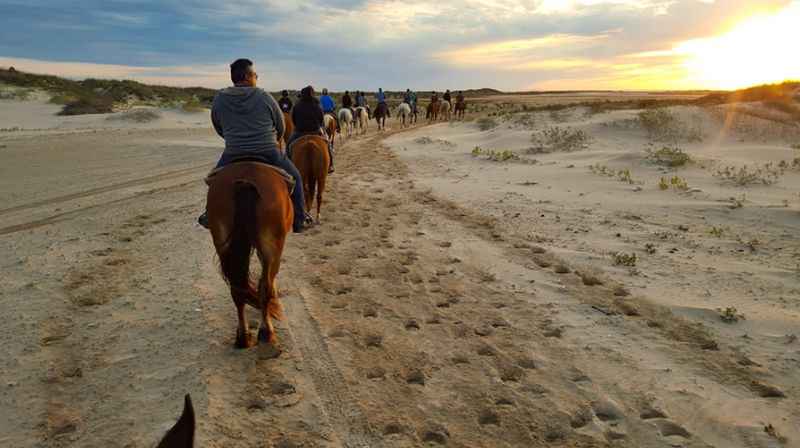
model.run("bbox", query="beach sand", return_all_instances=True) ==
[1,93,797,447]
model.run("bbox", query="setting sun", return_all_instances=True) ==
[675,3,800,89]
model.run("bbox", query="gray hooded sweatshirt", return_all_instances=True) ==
[211,86,285,158]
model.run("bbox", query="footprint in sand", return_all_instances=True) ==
[405,319,420,330]
[591,398,624,422]
[478,409,500,426]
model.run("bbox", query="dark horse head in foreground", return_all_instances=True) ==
[158,394,195,448]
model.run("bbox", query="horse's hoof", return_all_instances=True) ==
[235,331,254,349]
[257,326,271,343]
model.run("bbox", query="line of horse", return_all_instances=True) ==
[160,94,469,446]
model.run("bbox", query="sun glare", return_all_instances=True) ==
[676,3,800,89]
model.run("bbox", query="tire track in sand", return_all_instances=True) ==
[283,287,380,448]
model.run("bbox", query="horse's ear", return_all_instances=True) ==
[157,394,195,448]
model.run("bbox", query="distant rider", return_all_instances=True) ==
[341,90,353,114]
[320,88,338,132]
[278,89,293,112]
[355,91,370,118]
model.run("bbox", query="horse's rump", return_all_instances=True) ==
[206,158,294,191]
[375,102,389,118]
[282,111,293,145]
[290,135,330,220]
[207,163,294,219]
[338,108,353,123]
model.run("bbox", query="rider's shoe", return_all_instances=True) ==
[328,165,335,174]
[198,211,209,229]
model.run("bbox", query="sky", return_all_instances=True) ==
[0,0,798,91]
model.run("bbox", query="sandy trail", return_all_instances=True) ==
[1,105,797,447]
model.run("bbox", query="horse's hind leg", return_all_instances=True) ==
[316,175,326,222]
[256,274,277,345]
[233,295,253,348]
[257,248,283,346]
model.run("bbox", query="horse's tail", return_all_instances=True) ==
[218,181,259,301]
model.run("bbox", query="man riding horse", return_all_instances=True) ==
[287,86,335,174]
[320,88,339,132]
[355,90,370,118]
[198,58,311,233]
[341,90,354,115]
[278,90,293,113]
[404,89,417,110]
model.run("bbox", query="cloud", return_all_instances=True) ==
[0,0,797,90]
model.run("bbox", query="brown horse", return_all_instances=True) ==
[158,394,195,448]
[290,135,330,222]
[455,100,466,120]
[207,162,292,349]
[374,102,390,131]
[281,111,293,149]
[426,100,439,122]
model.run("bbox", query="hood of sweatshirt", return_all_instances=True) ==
[216,86,261,114]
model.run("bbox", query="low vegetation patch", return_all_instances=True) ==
[476,117,499,131]
[713,163,784,186]
[778,158,800,171]
[415,136,456,147]
[1,67,216,116]
[58,96,115,115]
[106,108,162,123]
[530,126,591,153]
[471,146,520,162]
[659,176,690,191]
[0,86,34,100]
[509,113,536,130]
[638,108,704,143]
[718,307,745,323]
[645,145,692,167]
[589,164,640,185]
[612,252,638,267]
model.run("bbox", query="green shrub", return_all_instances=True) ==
[638,108,704,142]
[472,146,519,162]
[476,117,498,131]
[613,252,638,266]
[646,145,692,167]
[58,96,115,115]
[713,163,784,186]
[530,126,591,153]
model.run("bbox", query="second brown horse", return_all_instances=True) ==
[290,135,330,222]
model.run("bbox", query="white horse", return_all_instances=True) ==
[323,113,336,146]
[338,108,353,139]
[396,102,412,128]
[438,100,451,121]
[354,106,369,135]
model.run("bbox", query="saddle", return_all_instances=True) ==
[205,157,295,193]
[287,134,328,154]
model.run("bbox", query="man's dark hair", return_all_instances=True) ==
[230,58,253,84]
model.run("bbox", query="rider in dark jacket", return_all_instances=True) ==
[288,86,334,173]
[342,91,353,113]
[278,90,293,112]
